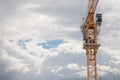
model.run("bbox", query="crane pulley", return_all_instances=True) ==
[80,0,102,80]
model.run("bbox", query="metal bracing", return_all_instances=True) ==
[85,25,99,80]
[80,0,102,80]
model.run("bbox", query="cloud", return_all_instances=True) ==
[97,65,120,77]
[33,0,87,26]
[0,0,120,80]
[0,51,29,74]
[48,66,63,74]
[66,63,80,71]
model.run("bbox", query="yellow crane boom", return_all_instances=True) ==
[80,0,102,80]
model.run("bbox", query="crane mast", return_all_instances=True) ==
[80,0,102,80]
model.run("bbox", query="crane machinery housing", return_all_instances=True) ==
[80,0,102,80]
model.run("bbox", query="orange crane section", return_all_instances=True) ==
[80,0,102,80]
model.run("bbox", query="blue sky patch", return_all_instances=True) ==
[37,39,64,49]
[17,39,26,49]
[17,38,32,49]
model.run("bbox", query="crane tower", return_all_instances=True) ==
[80,0,102,80]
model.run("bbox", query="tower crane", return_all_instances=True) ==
[80,0,102,80]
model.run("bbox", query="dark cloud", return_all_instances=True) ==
[33,0,87,27]
[43,52,86,66]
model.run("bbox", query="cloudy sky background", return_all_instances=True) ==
[0,0,120,80]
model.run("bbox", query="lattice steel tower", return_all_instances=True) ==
[80,0,102,80]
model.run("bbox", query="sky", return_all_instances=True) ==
[0,0,120,80]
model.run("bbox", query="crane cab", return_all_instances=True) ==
[96,14,102,26]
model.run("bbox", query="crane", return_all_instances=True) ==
[80,0,102,80]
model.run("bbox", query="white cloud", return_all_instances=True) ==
[0,37,46,75]
[0,49,29,74]
[66,63,87,77]
[57,40,84,54]
[48,66,63,74]
[66,63,80,71]
[75,70,87,78]
[97,65,120,76]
